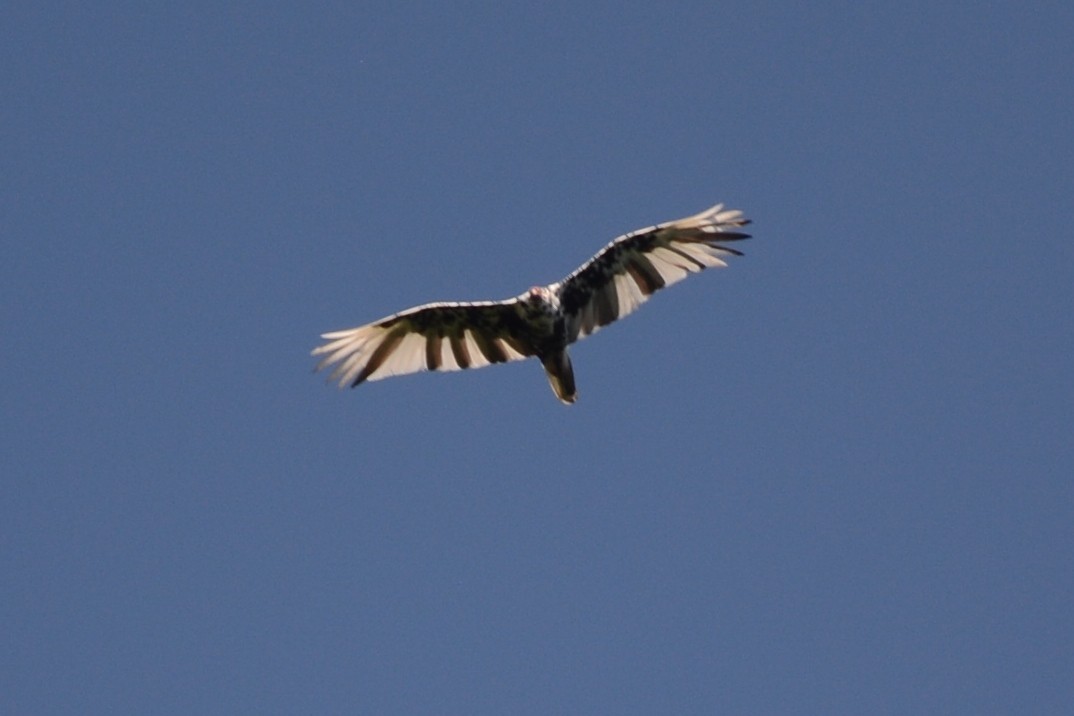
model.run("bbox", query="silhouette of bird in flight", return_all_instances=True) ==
[312,203,751,403]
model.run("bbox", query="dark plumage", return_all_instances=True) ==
[312,203,750,403]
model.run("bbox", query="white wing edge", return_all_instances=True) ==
[312,304,533,388]
[561,204,746,341]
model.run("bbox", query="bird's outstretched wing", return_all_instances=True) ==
[312,300,538,388]
[555,203,750,343]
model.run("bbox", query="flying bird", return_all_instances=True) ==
[312,203,751,403]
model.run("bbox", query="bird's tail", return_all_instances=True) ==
[541,351,577,404]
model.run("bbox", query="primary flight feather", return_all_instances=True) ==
[312,203,751,403]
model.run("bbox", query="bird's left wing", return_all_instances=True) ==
[312,300,537,388]
[555,203,750,343]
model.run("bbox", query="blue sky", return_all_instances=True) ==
[4,2,1072,713]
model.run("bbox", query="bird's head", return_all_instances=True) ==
[525,286,552,304]
[520,285,560,316]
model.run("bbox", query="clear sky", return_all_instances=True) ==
[4,2,1072,713]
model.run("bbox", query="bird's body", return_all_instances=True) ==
[312,203,750,403]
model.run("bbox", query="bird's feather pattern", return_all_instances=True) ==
[555,204,750,342]
[312,202,750,401]
[313,300,536,387]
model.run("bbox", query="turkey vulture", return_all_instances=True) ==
[312,203,750,403]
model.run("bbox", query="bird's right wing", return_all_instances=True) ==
[554,203,750,343]
[312,300,538,388]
